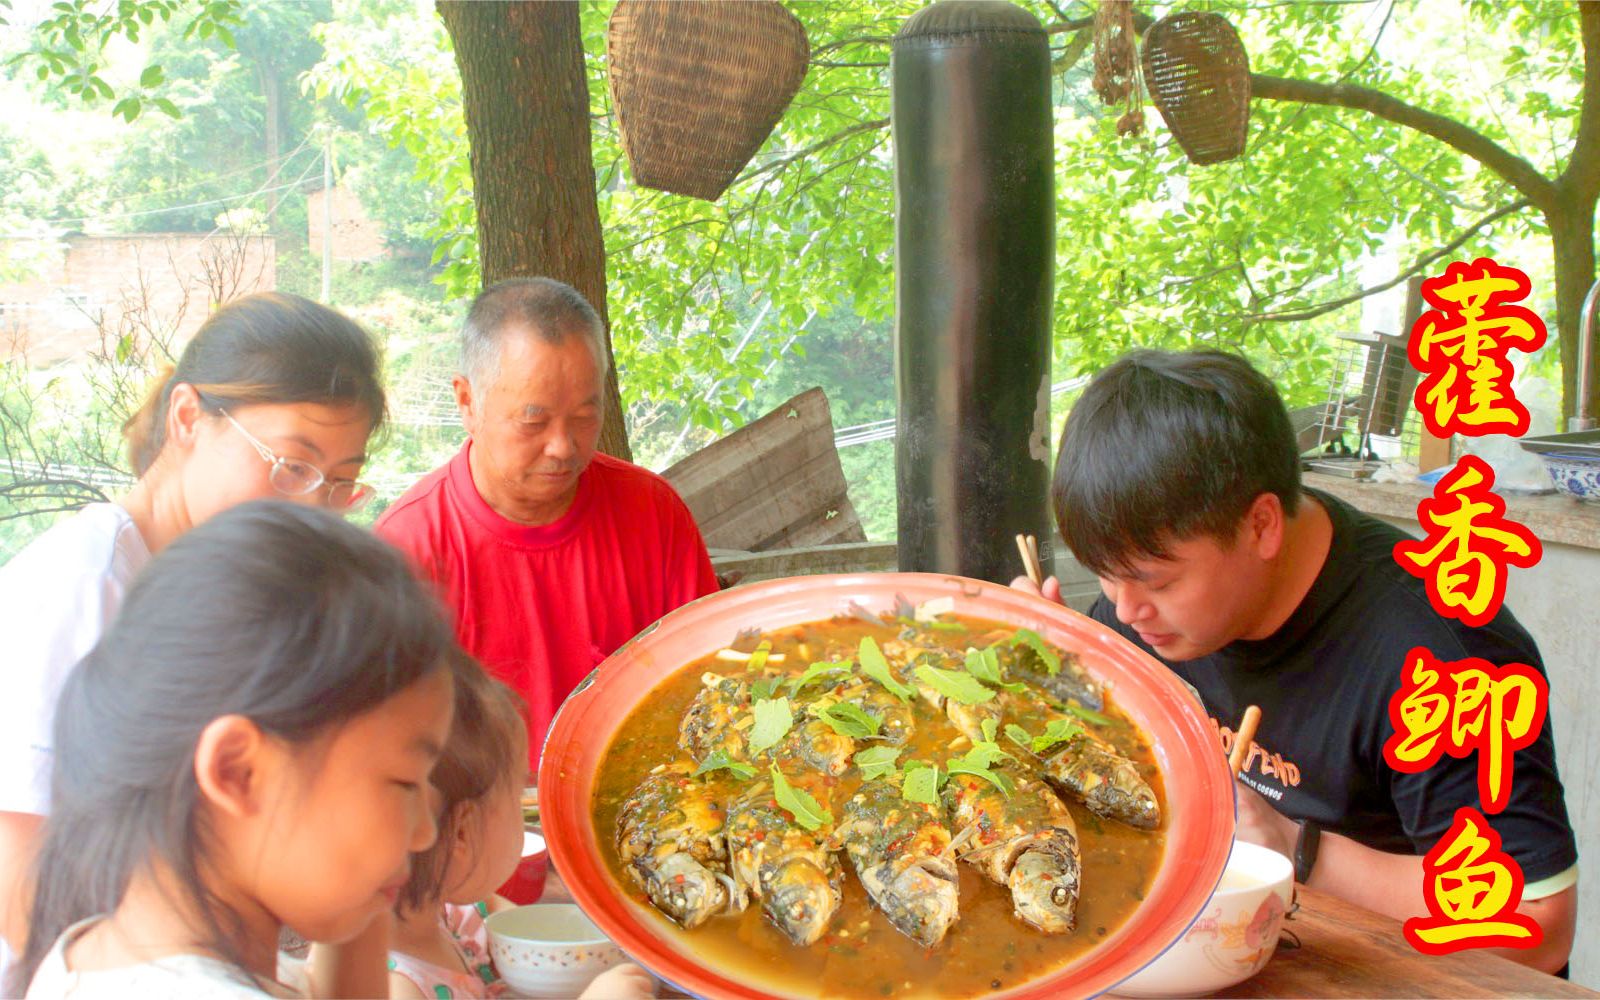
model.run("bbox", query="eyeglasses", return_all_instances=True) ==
[221,410,373,512]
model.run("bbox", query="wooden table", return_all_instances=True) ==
[1215,886,1595,998]
[540,866,1592,998]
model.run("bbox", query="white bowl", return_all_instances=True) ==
[486,903,629,999]
[1109,840,1294,998]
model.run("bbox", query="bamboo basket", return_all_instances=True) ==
[607,0,809,202]
[1140,12,1251,166]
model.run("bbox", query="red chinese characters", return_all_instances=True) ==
[1393,456,1542,627]
[1408,258,1547,437]
[1384,648,1548,815]
[1404,807,1542,954]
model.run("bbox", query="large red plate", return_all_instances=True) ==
[539,573,1234,999]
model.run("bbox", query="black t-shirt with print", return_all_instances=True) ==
[1088,489,1578,883]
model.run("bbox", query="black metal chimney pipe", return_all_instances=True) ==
[892,0,1054,583]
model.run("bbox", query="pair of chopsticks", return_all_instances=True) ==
[1014,533,1045,587]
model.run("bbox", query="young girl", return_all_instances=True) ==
[10,501,465,998]
[375,665,653,1000]
[0,292,387,975]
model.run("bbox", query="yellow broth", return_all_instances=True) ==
[591,615,1166,999]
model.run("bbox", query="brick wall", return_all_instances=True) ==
[307,185,388,263]
[0,233,276,365]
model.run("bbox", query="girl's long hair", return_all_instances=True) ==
[12,501,462,994]
[123,292,387,476]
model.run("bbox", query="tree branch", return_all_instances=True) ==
[1250,74,1557,212]
[734,117,890,185]
[1232,198,1533,323]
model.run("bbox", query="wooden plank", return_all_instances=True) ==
[662,387,866,551]
[710,541,899,583]
[1216,887,1595,998]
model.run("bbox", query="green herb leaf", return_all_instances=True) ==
[858,636,915,701]
[947,760,1017,797]
[748,640,772,672]
[787,660,850,696]
[820,702,881,739]
[748,697,794,756]
[770,766,831,831]
[1032,718,1086,755]
[913,664,996,705]
[1004,723,1034,751]
[965,647,1026,693]
[692,750,756,780]
[959,740,1014,770]
[1010,629,1062,676]
[1064,702,1116,727]
[750,676,781,701]
[929,620,966,632]
[852,745,901,781]
[981,718,999,744]
[901,764,940,804]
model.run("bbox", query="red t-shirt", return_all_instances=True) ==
[375,443,718,773]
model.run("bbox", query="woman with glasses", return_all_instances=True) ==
[0,291,387,978]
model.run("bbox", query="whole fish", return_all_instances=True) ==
[906,649,1004,744]
[837,777,961,947]
[1040,730,1161,830]
[724,774,843,946]
[615,761,744,928]
[942,771,1082,933]
[678,673,752,764]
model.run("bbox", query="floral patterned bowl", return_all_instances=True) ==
[1537,453,1600,503]
[486,903,629,998]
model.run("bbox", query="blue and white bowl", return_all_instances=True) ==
[1538,453,1600,503]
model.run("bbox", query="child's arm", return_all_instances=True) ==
[389,970,429,999]
[305,913,392,999]
[578,963,656,1000]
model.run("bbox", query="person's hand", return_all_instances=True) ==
[1009,574,1064,605]
[578,962,657,1000]
[1232,780,1297,860]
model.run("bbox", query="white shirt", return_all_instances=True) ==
[0,503,151,816]
[25,918,296,998]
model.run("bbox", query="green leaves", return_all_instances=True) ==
[857,636,915,701]
[852,745,901,780]
[693,750,755,780]
[965,646,1026,692]
[913,663,995,705]
[1004,723,1034,752]
[1030,719,1087,755]
[1010,630,1062,676]
[770,766,831,831]
[946,757,1016,797]
[748,696,794,757]
[901,763,941,805]
[786,659,850,696]
[750,676,781,702]
[819,702,881,739]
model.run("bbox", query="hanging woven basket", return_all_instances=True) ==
[607,0,809,202]
[1140,11,1251,166]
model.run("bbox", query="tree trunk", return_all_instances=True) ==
[1546,201,1599,426]
[436,0,631,460]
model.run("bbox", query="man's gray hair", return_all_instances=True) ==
[460,277,609,388]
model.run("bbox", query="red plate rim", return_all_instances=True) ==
[539,572,1235,999]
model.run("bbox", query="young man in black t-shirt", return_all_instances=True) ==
[1014,349,1577,973]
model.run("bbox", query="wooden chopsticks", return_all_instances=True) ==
[1015,533,1044,587]
[1229,704,1262,779]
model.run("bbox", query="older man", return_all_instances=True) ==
[377,278,718,770]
